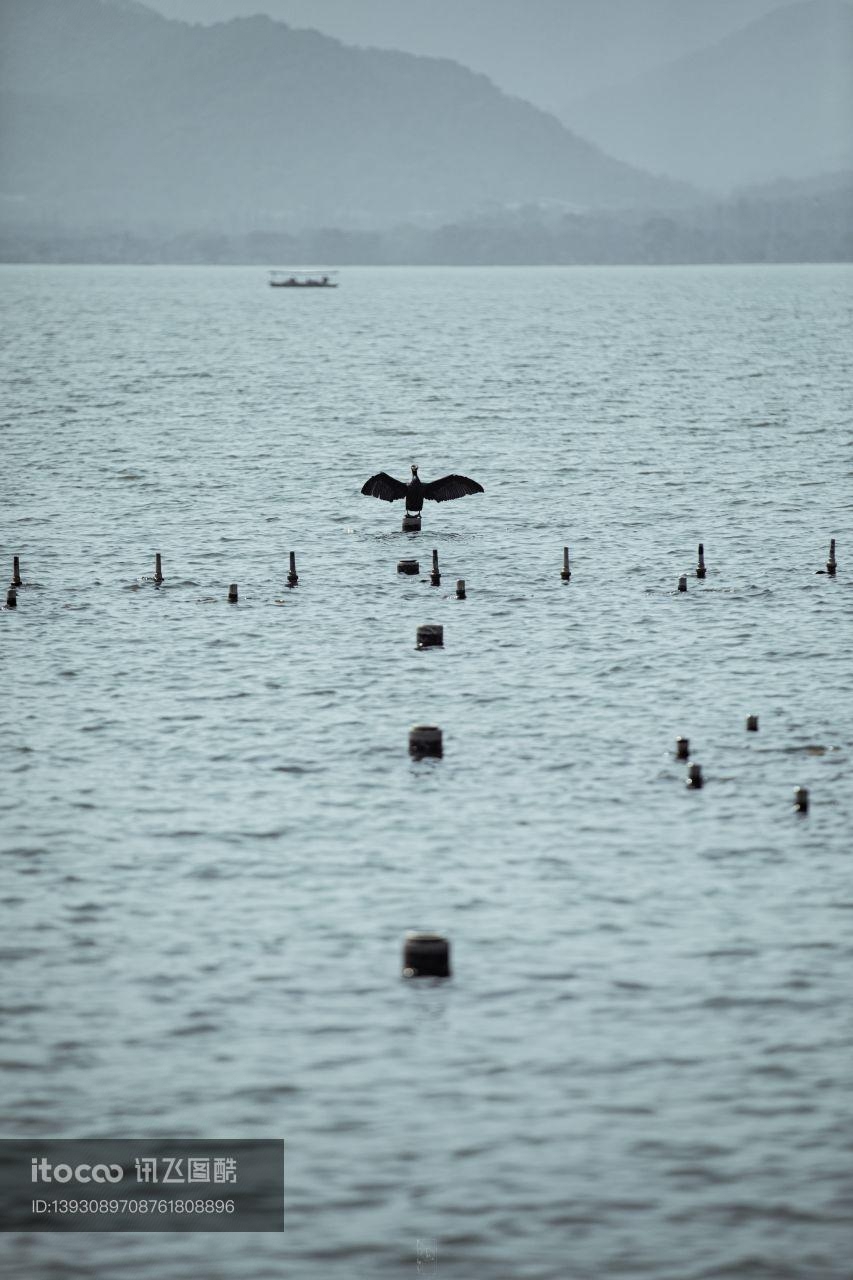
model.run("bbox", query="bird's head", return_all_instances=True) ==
[411,464,419,476]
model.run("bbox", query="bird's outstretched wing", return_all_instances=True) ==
[361,472,407,502]
[422,474,484,503]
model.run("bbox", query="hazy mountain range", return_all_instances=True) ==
[141,0,852,192]
[0,0,694,235]
[0,0,850,261]
[142,0,794,108]
[564,0,853,191]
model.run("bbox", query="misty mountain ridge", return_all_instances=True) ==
[137,0,795,111]
[562,0,853,192]
[0,0,695,235]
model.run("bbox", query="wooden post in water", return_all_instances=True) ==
[409,725,443,759]
[287,552,298,588]
[826,538,837,576]
[430,549,441,587]
[402,931,451,978]
[746,715,759,732]
[687,763,703,789]
[12,556,22,587]
[561,546,571,581]
[154,552,164,584]
[678,575,687,593]
[228,583,239,602]
[456,579,466,600]
[402,513,421,532]
[794,786,809,814]
[416,625,443,649]
[676,736,690,760]
[397,559,419,576]
[696,543,706,579]
[6,586,17,609]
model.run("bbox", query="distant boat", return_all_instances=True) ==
[269,270,338,288]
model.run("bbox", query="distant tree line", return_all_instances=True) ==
[2,184,850,265]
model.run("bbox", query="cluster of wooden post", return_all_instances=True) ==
[147,551,301,601]
[677,716,809,812]
[677,542,707,592]
[2,529,827,995]
[4,539,835,822]
[406,547,456,971]
[397,548,452,589]
[406,550,450,780]
[401,535,829,973]
[667,538,839,594]
[6,535,840,607]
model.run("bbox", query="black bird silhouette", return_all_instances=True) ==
[361,464,484,514]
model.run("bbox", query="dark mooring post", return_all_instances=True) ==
[678,575,688,593]
[154,552,164,584]
[746,715,759,732]
[409,725,443,759]
[561,546,571,581]
[826,538,837,576]
[794,786,809,814]
[6,586,17,609]
[456,579,466,600]
[287,552,298,588]
[402,931,451,978]
[402,512,421,532]
[676,736,690,760]
[687,763,704,789]
[397,558,419,576]
[430,549,441,587]
[696,543,706,579]
[12,556,22,587]
[228,583,239,603]
[416,625,444,649]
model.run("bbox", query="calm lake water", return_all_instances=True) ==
[1,264,852,1279]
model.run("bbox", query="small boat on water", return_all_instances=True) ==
[269,270,338,288]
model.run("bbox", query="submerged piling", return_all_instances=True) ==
[456,579,466,600]
[746,715,759,732]
[696,543,706,579]
[402,931,451,978]
[228,583,239,603]
[12,556,22,587]
[6,586,17,609]
[678,575,688,593]
[561,546,571,581]
[287,552,298,588]
[430,549,441,587]
[402,513,421,532]
[676,736,690,760]
[687,763,703,789]
[154,552,164,584]
[826,538,837,576]
[416,625,444,649]
[794,786,809,814]
[409,725,443,759]
[397,558,419,576]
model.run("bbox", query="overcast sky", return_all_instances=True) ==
[141,0,792,108]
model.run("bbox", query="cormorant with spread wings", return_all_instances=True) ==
[361,464,484,514]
